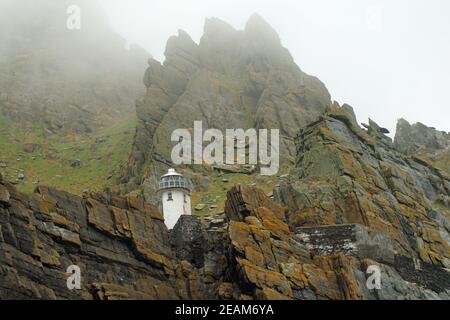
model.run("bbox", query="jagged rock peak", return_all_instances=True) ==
[198,14,287,58]
[164,28,198,58]
[245,13,281,45]
[156,14,298,77]
[177,28,192,39]
[325,102,360,129]
[120,14,331,191]
[203,17,237,38]
[394,118,450,155]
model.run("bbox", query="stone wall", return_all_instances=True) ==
[296,224,395,264]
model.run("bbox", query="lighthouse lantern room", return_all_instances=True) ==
[158,168,192,229]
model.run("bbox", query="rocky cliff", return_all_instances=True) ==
[0,174,223,299]
[279,104,450,265]
[1,6,448,300]
[223,104,450,299]
[394,118,449,173]
[395,119,450,155]
[0,0,148,134]
[1,104,449,300]
[120,14,331,192]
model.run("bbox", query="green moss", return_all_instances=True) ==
[2,113,288,218]
[191,170,283,217]
[0,114,136,195]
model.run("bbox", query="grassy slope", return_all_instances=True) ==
[1,113,287,217]
[190,171,286,217]
[427,151,450,172]
[0,114,136,195]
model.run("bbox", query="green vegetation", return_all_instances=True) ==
[1,113,286,218]
[191,171,284,217]
[0,114,136,195]
[432,155,450,172]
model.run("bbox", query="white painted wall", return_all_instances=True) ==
[161,189,191,229]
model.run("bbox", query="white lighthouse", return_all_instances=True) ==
[158,168,192,230]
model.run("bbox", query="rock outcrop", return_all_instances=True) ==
[223,184,449,300]
[0,173,230,300]
[394,119,449,174]
[395,118,450,155]
[120,14,331,192]
[1,160,449,299]
[0,179,178,299]
[275,103,450,269]
[170,215,207,268]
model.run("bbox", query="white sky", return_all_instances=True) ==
[99,0,450,135]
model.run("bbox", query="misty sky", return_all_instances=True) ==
[99,0,450,135]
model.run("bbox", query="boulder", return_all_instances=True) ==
[22,143,40,153]
[70,159,81,168]
[195,204,206,211]
[170,215,207,268]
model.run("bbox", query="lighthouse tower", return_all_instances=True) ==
[158,168,192,230]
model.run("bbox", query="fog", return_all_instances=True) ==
[99,0,450,135]
[0,0,148,132]
[1,0,448,135]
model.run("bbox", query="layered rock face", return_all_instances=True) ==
[120,14,331,191]
[0,174,228,299]
[0,177,175,299]
[224,184,449,300]
[394,119,450,174]
[275,103,450,269]
[1,7,448,299]
[0,0,148,134]
[1,150,449,299]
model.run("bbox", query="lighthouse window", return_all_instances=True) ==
[184,194,187,203]
[167,192,173,201]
